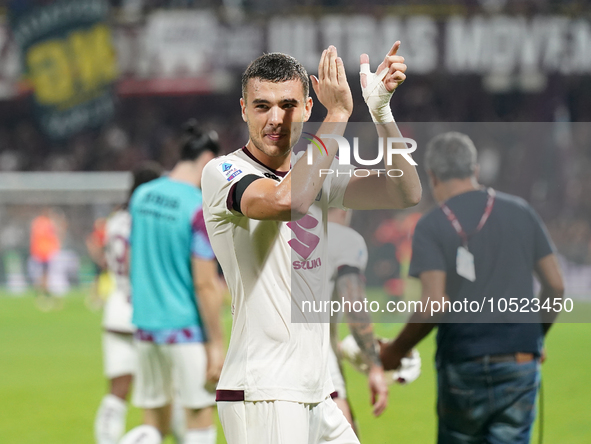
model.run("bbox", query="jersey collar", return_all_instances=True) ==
[241,146,289,177]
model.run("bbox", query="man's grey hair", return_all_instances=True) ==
[424,132,478,181]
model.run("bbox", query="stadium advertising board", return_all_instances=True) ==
[9,0,117,139]
[269,15,591,75]
[2,11,590,98]
[114,13,591,79]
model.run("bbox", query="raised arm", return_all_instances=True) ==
[239,46,354,221]
[343,42,422,210]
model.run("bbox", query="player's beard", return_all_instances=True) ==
[248,121,305,160]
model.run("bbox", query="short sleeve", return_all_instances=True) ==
[340,231,368,272]
[201,156,254,221]
[353,236,368,272]
[191,208,215,260]
[328,224,369,274]
[527,205,555,262]
[128,187,140,215]
[409,216,447,278]
[128,186,144,245]
[327,159,355,209]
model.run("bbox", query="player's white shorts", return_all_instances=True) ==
[103,331,136,379]
[328,346,347,399]
[133,341,215,409]
[218,396,359,444]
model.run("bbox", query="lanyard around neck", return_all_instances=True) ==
[440,188,496,248]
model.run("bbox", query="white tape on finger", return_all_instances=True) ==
[359,65,394,123]
[360,63,372,76]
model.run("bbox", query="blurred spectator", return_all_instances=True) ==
[29,207,68,308]
[366,212,421,301]
[86,217,111,308]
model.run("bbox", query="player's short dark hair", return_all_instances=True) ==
[242,53,309,100]
[179,119,220,161]
[425,132,478,181]
[128,161,163,203]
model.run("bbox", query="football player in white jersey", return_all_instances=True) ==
[326,208,388,434]
[202,43,421,444]
[94,162,163,444]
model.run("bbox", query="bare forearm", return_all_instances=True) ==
[338,273,380,366]
[539,285,563,336]
[197,285,224,344]
[382,321,434,371]
[342,121,421,210]
[376,122,421,208]
[392,320,434,355]
[350,322,380,367]
[289,117,348,217]
[382,271,446,370]
[193,259,224,345]
[534,254,564,336]
[288,45,352,217]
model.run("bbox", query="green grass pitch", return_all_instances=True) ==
[0,290,590,443]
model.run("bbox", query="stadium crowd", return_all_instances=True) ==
[0,1,590,443]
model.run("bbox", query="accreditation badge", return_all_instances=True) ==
[456,246,476,282]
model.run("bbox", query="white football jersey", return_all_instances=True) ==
[202,146,353,403]
[102,209,133,333]
[327,222,368,300]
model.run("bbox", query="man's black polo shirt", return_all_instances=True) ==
[409,189,554,365]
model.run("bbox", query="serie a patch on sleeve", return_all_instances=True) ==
[217,161,243,182]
